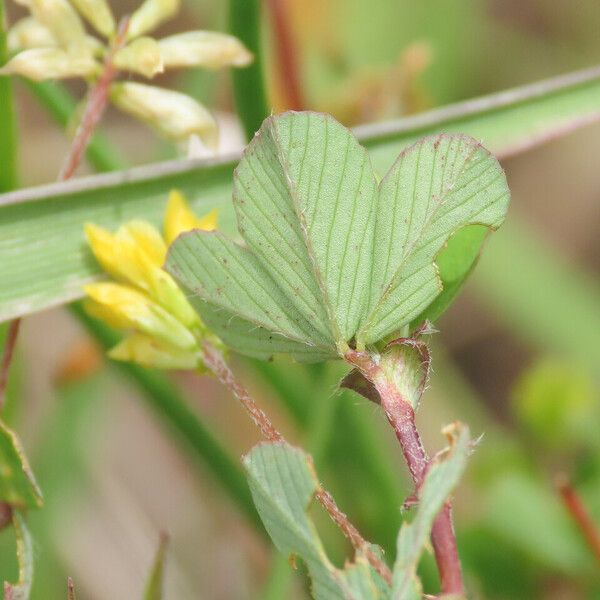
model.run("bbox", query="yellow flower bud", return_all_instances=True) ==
[164,190,218,245]
[7,17,56,53]
[158,31,253,70]
[0,47,99,80]
[29,0,88,51]
[127,0,181,40]
[84,282,197,351]
[108,334,201,370]
[110,82,218,146]
[113,37,163,79]
[69,0,116,38]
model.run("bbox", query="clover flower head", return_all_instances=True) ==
[84,190,219,370]
[1,0,253,147]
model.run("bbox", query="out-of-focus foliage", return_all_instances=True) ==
[1,0,600,598]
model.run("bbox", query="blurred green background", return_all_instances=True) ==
[1,0,600,598]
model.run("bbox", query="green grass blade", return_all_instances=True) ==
[3,65,600,322]
[229,0,269,140]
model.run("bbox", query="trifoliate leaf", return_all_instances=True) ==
[166,112,509,360]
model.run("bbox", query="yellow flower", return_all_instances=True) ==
[84,190,218,369]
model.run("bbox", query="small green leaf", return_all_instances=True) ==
[143,534,168,600]
[0,420,42,509]
[3,512,33,600]
[244,441,389,599]
[392,423,470,599]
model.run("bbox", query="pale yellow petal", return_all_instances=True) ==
[113,37,163,79]
[108,334,200,369]
[110,82,218,145]
[127,0,180,39]
[157,31,253,71]
[0,47,98,80]
[164,189,218,245]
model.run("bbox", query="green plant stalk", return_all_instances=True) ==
[0,0,16,193]
[228,0,270,140]
[70,303,261,531]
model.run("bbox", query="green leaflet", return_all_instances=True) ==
[244,425,471,599]
[243,441,387,600]
[392,424,470,600]
[0,420,42,510]
[358,135,509,345]
[3,512,33,600]
[167,113,508,358]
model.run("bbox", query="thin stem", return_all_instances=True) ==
[0,319,20,411]
[67,577,77,600]
[346,349,464,595]
[59,17,129,180]
[0,501,11,530]
[556,475,600,568]
[264,0,305,110]
[201,340,393,585]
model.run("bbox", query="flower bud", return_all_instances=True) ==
[110,82,218,146]
[69,0,116,38]
[158,31,253,70]
[84,282,197,351]
[7,17,56,53]
[108,334,201,370]
[30,0,88,51]
[127,0,180,40]
[0,47,99,80]
[114,37,163,78]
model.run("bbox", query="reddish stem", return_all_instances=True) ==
[264,0,305,110]
[557,476,600,568]
[67,577,77,600]
[59,17,129,180]
[201,341,392,584]
[346,349,464,596]
[0,318,21,411]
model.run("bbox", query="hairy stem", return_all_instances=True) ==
[346,349,464,595]
[264,0,304,110]
[556,475,600,567]
[201,340,393,584]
